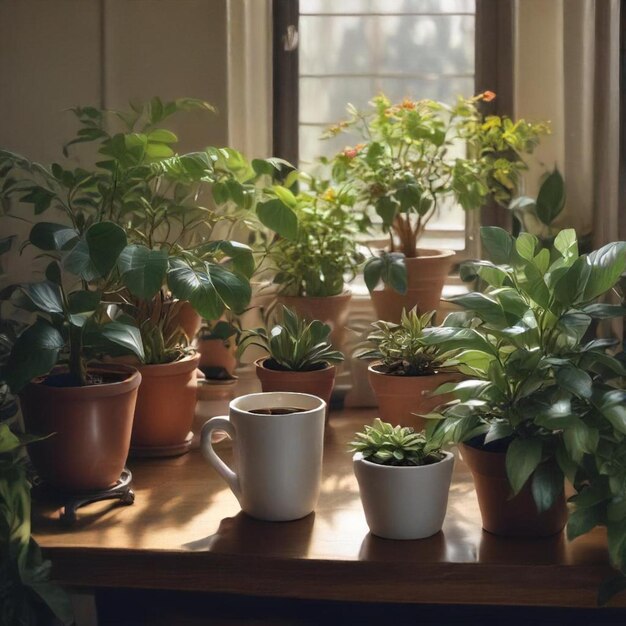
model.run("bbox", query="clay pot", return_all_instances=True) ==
[254,358,336,419]
[131,352,200,454]
[367,363,460,430]
[197,337,237,378]
[460,442,568,537]
[277,291,351,350]
[371,249,455,323]
[19,365,141,492]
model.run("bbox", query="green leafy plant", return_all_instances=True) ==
[268,177,363,297]
[1,97,302,364]
[5,220,145,391]
[421,226,626,601]
[237,306,344,372]
[349,418,443,466]
[358,308,456,376]
[325,92,549,292]
[0,321,73,626]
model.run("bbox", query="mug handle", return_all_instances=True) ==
[200,416,241,500]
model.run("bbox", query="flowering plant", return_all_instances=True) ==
[325,92,549,292]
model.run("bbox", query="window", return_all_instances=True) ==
[274,0,483,257]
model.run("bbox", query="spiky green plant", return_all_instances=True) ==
[237,306,344,372]
[349,418,443,466]
[358,308,454,376]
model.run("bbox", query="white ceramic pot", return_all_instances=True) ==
[353,451,454,540]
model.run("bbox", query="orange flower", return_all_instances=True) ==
[343,147,358,159]
[482,90,496,102]
[400,98,416,110]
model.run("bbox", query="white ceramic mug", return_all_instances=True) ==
[201,392,326,522]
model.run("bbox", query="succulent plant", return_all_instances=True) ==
[349,418,443,467]
[358,308,454,376]
[237,306,344,372]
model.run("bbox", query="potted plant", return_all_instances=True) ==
[4,220,144,492]
[326,92,550,322]
[237,306,344,417]
[350,418,454,540]
[0,320,74,625]
[268,176,363,349]
[196,318,240,380]
[358,308,460,429]
[1,97,303,457]
[423,227,626,546]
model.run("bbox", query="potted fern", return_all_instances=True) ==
[327,92,549,322]
[350,419,454,540]
[237,306,344,418]
[358,308,460,429]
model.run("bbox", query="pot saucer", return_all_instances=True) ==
[130,431,194,458]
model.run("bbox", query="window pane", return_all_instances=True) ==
[301,0,475,15]
[300,15,474,76]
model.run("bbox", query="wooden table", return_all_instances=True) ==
[33,409,625,610]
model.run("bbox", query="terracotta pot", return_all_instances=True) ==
[460,442,568,537]
[371,249,455,323]
[164,300,202,342]
[131,353,200,452]
[254,358,336,420]
[19,365,141,492]
[197,337,237,378]
[367,363,460,430]
[277,291,352,350]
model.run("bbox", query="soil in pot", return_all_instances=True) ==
[19,365,141,492]
[371,249,455,323]
[131,352,200,456]
[254,357,335,421]
[367,363,460,430]
[460,439,568,537]
[277,292,351,351]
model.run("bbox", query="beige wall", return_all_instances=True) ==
[0,0,229,285]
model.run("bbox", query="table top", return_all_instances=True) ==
[33,409,625,609]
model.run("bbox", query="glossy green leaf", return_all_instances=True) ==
[118,244,168,299]
[531,460,564,512]
[98,322,145,361]
[257,199,298,240]
[29,222,78,251]
[556,364,592,399]
[85,221,127,277]
[481,226,514,264]
[535,168,565,225]
[6,318,64,392]
[20,281,63,314]
[506,437,542,495]
[363,257,384,293]
[581,242,626,302]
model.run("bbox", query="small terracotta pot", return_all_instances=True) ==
[254,358,336,419]
[19,365,141,492]
[277,291,351,350]
[197,337,237,378]
[367,363,460,430]
[371,249,455,323]
[460,442,568,537]
[131,353,200,452]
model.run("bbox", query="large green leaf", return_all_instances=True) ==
[118,244,168,299]
[535,168,565,225]
[98,322,145,361]
[363,257,384,292]
[29,222,78,251]
[6,318,64,392]
[563,419,599,462]
[505,437,543,495]
[481,226,514,264]
[553,228,578,261]
[446,292,506,326]
[257,199,298,240]
[168,259,251,319]
[85,221,127,277]
[531,460,564,513]
[197,240,255,278]
[63,237,101,281]
[556,364,592,399]
[581,242,626,302]
[20,281,64,314]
